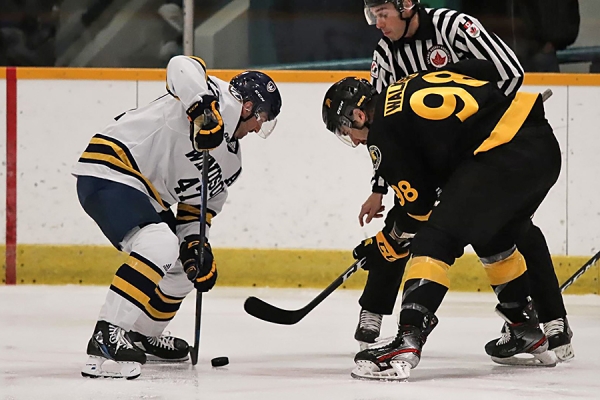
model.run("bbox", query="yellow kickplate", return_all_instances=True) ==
[0,245,597,294]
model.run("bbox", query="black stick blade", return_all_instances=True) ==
[244,296,306,325]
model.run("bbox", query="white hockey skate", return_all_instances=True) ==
[81,321,146,379]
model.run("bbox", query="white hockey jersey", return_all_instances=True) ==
[72,56,243,241]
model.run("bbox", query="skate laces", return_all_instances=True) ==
[543,318,565,337]
[497,323,512,345]
[359,310,383,333]
[147,332,176,350]
[108,325,135,350]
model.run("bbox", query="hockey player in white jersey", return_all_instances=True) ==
[73,55,282,379]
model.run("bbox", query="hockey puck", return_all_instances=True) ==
[211,356,229,367]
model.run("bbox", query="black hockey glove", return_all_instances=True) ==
[353,230,410,271]
[187,94,224,151]
[179,234,218,292]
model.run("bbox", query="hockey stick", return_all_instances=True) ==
[189,150,210,365]
[244,258,366,325]
[560,249,600,293]
[243,89,555,326]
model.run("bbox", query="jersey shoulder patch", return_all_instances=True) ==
[369,145,382,170]
[460,16,481,39]
[371,61,379,79]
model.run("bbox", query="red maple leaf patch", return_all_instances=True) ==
[432,51,447,67]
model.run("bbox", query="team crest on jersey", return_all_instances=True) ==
[462,17,481,38]
[266,81,277,93]
[229,85,243,102]
[427,45,450,68]
[371,61,379,78]
[369,145,382,170]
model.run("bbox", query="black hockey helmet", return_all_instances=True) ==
[363,0,420,25]
[322,77,376,147]
[230,71,282,138]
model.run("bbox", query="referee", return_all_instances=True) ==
[354,0,573,363]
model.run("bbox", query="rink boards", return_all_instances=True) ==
[1,68,599,293]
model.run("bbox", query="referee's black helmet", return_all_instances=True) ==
[364,0,420,24]
[364,0,419,11]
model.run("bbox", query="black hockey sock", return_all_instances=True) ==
[492,273,532,322]
[399,278,447,327]
[359,257,408,315]
[516,224,567,322]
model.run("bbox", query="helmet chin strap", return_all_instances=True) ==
[233,107,254,140]
[398,4,418,40]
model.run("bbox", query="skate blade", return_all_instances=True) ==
[390,360,411,379]
[350,361,409,382]
[81,356,142,379]
[145,353,189,363]
[551,343,574,362]
[491,350,557,367]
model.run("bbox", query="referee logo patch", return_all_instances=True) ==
[427,45,450,68]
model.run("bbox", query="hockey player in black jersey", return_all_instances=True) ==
[322,59,559,380]
[354,0,572,364]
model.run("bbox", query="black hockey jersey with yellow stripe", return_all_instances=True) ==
[369,60,543,233]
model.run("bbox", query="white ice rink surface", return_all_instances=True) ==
[1,286,599,400]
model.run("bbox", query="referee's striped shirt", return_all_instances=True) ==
[369,7,525,194]
[370,7,524,97]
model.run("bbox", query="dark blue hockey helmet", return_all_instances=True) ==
[230,71,282,138]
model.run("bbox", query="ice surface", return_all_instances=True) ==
[1,286,599,400]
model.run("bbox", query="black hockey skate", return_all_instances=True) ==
[81,320,146,379]
[485,302,556,367]
[352,325,423,381]
[354,309,383,350]
[543,317,574,361]
[130,331,189,362]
